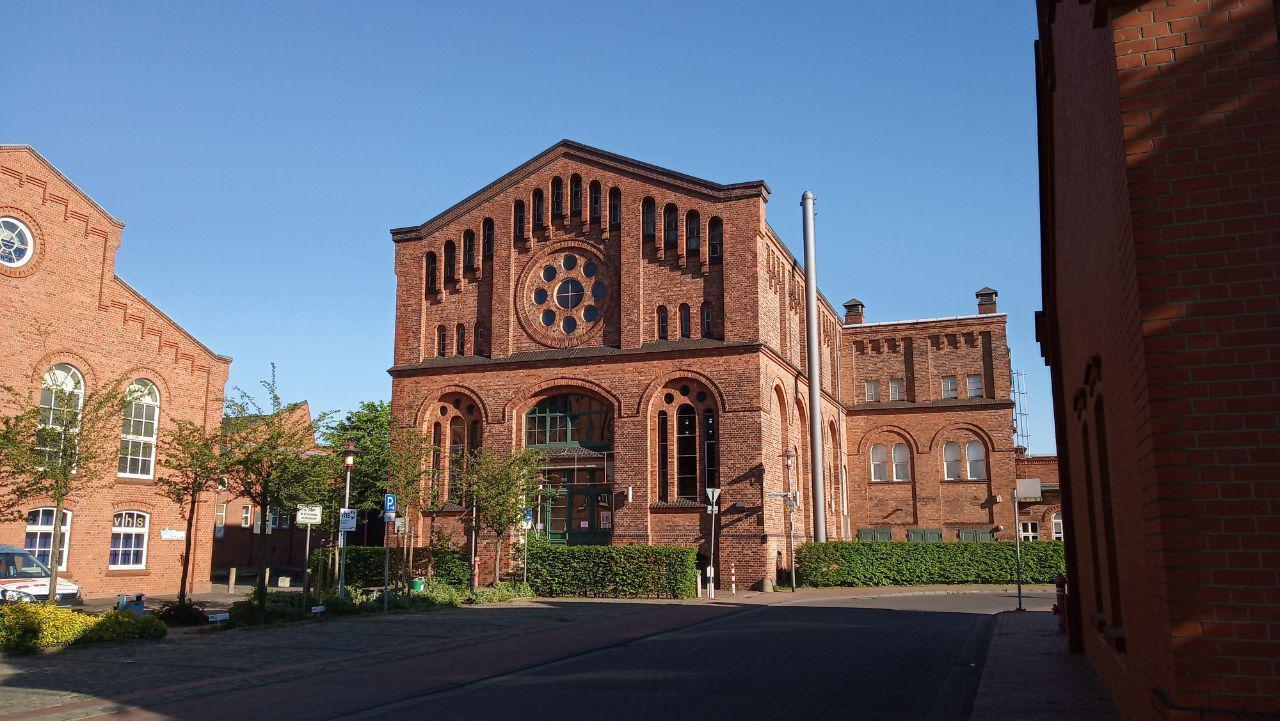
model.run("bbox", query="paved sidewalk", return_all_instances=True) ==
[969,610,1120,721]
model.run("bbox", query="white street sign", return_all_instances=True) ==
[1015,478,1043,503]
[339,508,358,532]
[296,504,323,526]
[394,516,406,534]
[706,487,722,505]
[207,612,230,623]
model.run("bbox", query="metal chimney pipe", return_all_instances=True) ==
[801,190,827,542]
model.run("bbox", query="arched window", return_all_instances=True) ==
[675,405,697,499]
[463,230,475,271]
[448,417,465,502]
[709,217,723,263]
[513,200,526,241]
[109,510,149,569]
[524,394,613,449]
[119,379,159,478]
[436,325,447,356]
[425,252,438,292]
[700,303,713,339]
[589,181,602,224]
[25,508,71,570]
[444,241,457,283]
[657,306,669,340]
[431,422,443,503]
[642,198,656,241]
[469,419,482,451]
[869,444,888,482]
[474,322,485,356]
[551,178,564,219]
[703,409,718,488]
[943,441,962,480]
[532,188,545,228]
[569,174,582,218]
[37,364,84,464]
[1052,512,1064,541]
[609,187,622,230]
[966,442,987,479]
[481,218,494,259]
[679,304,691,338]
[686,210,701,254]
[892,443,911,481]
[663,203,679,249]
[657,411,669,503]
[456,323,466,355]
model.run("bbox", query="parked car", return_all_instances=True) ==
[0,545,81,605]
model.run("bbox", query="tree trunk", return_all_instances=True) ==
[493,529,501,586]
[179,491,198,604]
[44,497,65,605]
[255,498,270,605]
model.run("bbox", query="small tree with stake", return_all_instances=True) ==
[0,373,133,604]
[155,419,224,605]
[384,420,435,588]
[466,447,545,586]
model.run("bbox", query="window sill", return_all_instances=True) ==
[117,475,155,485]
[869,480,912,485]
[105,569,150,577]
[941,478,989,483]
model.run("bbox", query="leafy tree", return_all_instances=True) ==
[320,401,390,523]
[155,419,224,605]
[0,373,134,604]
[465,447,545,586]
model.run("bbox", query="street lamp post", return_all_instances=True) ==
[784,450,797,592]
[337,440,356,601]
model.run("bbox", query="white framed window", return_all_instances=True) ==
[109,511,149,569]
[941,376,958,399]
[890,378,905,401]
[865,380,880,402]
[0,216,35,268]
[37,364,84,464]
[24,508,72,571]
[943,442,962,480]
[869,444,888,482]
[892,443,911,482]
[270,508,290,530]
[1052,512,1064,541]
[967,374,984,398]
[118,379,159,478]
[214,503,227,539]
[1020,521,1039,541]
[240,504,252,527]
[966,441,987,479]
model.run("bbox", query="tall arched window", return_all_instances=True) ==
[436,325,447,356]
[469,419,482,451]
[569,174,582,218]
[119,379,159,478]
[943,441,962,480]
[524,394,613,449]
[663,203,679,249]
[869,444,887,482]
[425,252,438,292]
[892,443,911,481]
[109,510,149,569]
[709,217,723,263]
[513,200,526,241]
[686,210,701,254]
[657,411,669,502]
[675,405,697,499]
[456,323,466,355]
[532,188,545,228]
[474,322,485,356]
[589,180,602,224]
[25,508,71,570]
[642,198,656,241]
[700,303,713,339]
[431,422,442,503]
[657,306,669,340]
[462,230,475,271]
[444,241,457,283]
[551,177,564,219]
[679,304,691,338]
[37,364,84,464]
[448,417,465,501]
[703,409,718,489]
[966,442,987,479]
[608,187,622,230]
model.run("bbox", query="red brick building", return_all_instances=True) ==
[390,140,1057,590]
[0,145,231,599]
[1034,1,1279,719]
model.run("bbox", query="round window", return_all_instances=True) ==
[583,260,598,278]
[562,254,578,271]
[534,288,548,304]
[583,305,599,323]
[556,279,584,309]
[562,316,578,334]
[542,265,557,282]
[591,282,607,301]
[0,217,33,269]
[541,309,556,326]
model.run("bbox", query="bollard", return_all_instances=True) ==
[731,563,737,596]
[264,567,271,589]
[696,570,703,599]
[227,567,236,594]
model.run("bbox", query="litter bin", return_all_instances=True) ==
[411,577,426,592]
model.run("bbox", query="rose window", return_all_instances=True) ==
[0,218,33,268]
[524,248,608,345]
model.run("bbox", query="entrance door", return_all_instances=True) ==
[542,468,612,546]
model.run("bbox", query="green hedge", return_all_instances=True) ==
[311,546,471,588]
[0,605,166,654]
[796,540,1066,587]
[527,542,698,598]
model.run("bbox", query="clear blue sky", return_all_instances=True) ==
[7,1,1055,453]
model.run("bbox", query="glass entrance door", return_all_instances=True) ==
[542,468,612,546]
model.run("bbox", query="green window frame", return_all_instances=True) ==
[858,527,892,542]
[957,528,995,543]
[908,528,943,543]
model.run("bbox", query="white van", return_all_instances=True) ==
[0,545,82,605]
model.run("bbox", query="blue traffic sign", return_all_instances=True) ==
[384,494,397,513]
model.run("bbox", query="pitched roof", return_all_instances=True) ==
[390,139,770,242]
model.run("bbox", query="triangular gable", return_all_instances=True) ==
[390,139,770,242]
[0,145,124,229]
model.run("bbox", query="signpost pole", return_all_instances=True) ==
[1014,486,1024,612]
[788,493,797,592]
[383,516,391,611]
[302,523,312,614]
[706,488,721,601]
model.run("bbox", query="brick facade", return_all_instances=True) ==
[390,140,1057,590]
[1035,1,1279,719]
[0,145,231,599]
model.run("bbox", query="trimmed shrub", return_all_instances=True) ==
[796,540,1066,587]
[154,600,208,627]
[410,578,463,608]
[465,581,532,605]
[311,546,471,589]
[0,604,167,654]
[527,542,698,598]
